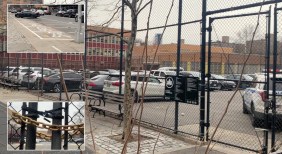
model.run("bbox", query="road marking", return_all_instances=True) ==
[14,18,43,39]
[52,46,63,52]
[44,38,74,40]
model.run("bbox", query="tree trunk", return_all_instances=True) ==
[123,0,137,143]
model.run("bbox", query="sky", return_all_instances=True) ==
[42,0,282,45]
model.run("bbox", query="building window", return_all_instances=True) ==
[105,36,108,43]
[96,48,100,55]
[112,36,116,44]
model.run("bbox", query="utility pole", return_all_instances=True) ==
[75,5,83,43]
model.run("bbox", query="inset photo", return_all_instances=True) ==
[7,101,85,151]
[7,4,85,53]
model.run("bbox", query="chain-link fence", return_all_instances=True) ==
[7,101,84,151]
[2,0,282,153]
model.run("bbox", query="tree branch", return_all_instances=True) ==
[137,1,152,16]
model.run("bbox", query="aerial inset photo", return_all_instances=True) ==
[7,4,84,53]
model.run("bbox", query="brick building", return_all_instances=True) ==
[0,26,129,71]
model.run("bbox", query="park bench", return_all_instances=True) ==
[70,90,124,126]
[90,92,124,126]
[70,89,104,106]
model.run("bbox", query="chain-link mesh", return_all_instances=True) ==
[7,102,22,150]
[67,101,85,150]
[207,10,268,152]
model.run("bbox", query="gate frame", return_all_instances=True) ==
[206,9,271,153]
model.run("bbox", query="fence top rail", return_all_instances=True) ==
[210,10,269,21]
[207,0,282,15]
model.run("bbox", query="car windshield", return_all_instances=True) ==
[5,68,14,71]
[45,73,58,77]
[243,75,253,81]
[91,75,108,81]
[212,74,225,79]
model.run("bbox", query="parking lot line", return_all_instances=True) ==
[14,18,43,40]
[52,46,63,52]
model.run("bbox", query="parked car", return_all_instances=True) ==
[63,9,77,18]
[103,73,165,102]
[150,70,176,83]
[158,67,184,72]
[55,10,66,17]
[75,11,84,23]
[180,71,222,91]
[21,68,54,89]
[35,10,44,16]
[225,74,253,89]
[209,74,236,90]
[85,74,109,91]
[1,66,17,79]
[44,10,51,15]
[10,67,34,84]
[243,73,282,127]
[11,8,18,13]
[15,10,39,18]
[42,72,83,93]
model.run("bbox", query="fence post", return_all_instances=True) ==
[206,17,213,141]
[200,0,207,141]
[174,0,183,134]
[25,102,38,150]
[19,102,27,150]
[63,102,69,150]
[51,102,63,150]
[119,0,124,95]
[271,4,278,152]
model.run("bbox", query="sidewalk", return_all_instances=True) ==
[85,112,252,154]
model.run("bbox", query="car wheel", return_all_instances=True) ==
[218,84,222,90]
[53,83,61,93]
[243,101,248,114]
[131,90,139,103]
[251,103,261,127]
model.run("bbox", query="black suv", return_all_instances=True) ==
[64,9,77,18]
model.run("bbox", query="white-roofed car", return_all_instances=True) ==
[243,73,282,127]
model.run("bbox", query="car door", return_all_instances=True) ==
[62,73,72,90]
[147,77,164,96]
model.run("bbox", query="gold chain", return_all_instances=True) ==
[11,110,84,132]
[36,130,82,141]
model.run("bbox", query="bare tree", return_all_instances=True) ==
[121,1,152,146]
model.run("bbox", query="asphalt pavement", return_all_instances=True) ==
[7,13,84,53]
